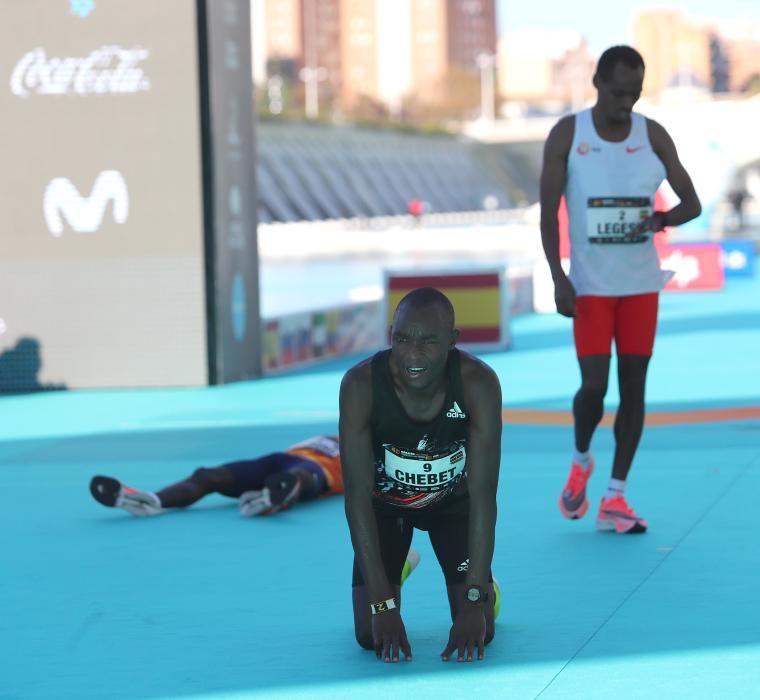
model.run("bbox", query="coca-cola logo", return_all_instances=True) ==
[10,46,151,97]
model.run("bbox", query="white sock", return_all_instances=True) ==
[604,478,626,500]
[572,448,593,470]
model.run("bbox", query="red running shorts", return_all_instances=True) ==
[573,293,659,357]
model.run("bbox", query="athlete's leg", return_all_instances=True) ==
[352,510,413,650]
[572,296,615,452]
[156,452,296,508]
[574,355,611,452]
[611,293,658,480]
[91,453,298,514]
[155,466,239,508]
[557,298,614,518]
[612,355,650,480]
[593,295,656,533]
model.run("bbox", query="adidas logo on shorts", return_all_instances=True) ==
[446,401,466,419]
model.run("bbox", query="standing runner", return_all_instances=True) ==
[540,45,701,533]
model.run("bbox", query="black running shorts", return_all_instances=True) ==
[351,492,492,587]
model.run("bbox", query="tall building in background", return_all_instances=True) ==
[409,0,447,101]
[717,20,760,92]
[339,0,378,109]
[258,0,495,116]
[305,0,342,108]
[375,1,412,113]
[497,30,595,109]
[260,0,384,114]
[335,0,416,115]
[256,3,759,116]
[708,31,731,93]
[634,10,711,95]
[551,39,597,108]
[445,0,497,69]
[258,0,341,112]
[251,0,268,86]
[410,0,496,103]
[264,0,301,68]
[634,10,760,97]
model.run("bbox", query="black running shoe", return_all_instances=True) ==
[90,476,122,506]
[265,471,302,513]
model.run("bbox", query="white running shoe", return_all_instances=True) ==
[239,488,274,517]
[239,472,303,517]
[90,476,161,517]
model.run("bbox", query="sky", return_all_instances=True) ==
[496,0,759,54]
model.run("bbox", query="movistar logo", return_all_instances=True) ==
[43,170,129,236]
[446,401,466,419]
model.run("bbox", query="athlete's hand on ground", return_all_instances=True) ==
[441,605,486,662]
[553,273,576,318]
[372,608,412,662]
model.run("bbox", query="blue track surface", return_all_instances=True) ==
[1,270,759,699]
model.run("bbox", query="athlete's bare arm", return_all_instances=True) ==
[441,353,502,662]
[340,360,411,661]
[460,354,502,593]
[340,362,390,600]
[540,115,576,317]
[643,119,702,231]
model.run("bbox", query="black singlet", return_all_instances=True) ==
[370,349,469,510]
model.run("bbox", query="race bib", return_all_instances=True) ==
[382,443,466,493]
[586,197,651,244]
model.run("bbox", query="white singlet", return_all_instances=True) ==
[566,108,668,296]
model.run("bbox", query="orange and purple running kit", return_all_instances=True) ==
[287,435,343,494]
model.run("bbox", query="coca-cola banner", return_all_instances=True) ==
[11,46,152,97]
[0,0,208,389]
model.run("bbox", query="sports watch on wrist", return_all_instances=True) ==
[464,584,489,604]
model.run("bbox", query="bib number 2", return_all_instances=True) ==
[586,196,651,244]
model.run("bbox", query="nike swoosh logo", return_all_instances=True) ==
[625,146,645,154]
[600,509,638,520]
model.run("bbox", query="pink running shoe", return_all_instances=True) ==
[597,494,648,534]
[558,458,594,519]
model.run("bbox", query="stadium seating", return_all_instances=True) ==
[255,122,540,223]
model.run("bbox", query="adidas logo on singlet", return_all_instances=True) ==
[446,401,466,419]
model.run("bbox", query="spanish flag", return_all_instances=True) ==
[387,272,502,344]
